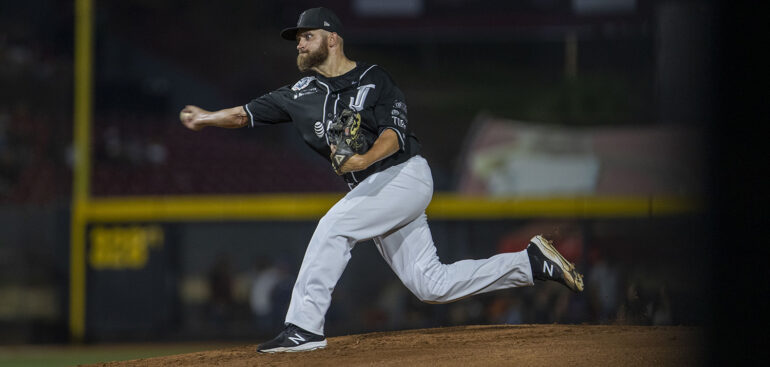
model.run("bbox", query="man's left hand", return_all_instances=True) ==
[330,145,369,175]
[337,154,368,174]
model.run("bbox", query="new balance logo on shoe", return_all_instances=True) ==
[288,333,306,345]
[543,261,554,277]
[257,323,327,353]
[527,235,584,292]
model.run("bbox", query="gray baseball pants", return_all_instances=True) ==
[285,155,534,335]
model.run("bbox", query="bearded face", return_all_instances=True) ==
[297,35,329,72]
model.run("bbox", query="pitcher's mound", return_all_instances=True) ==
[87,324,705,366]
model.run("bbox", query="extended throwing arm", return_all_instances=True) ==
[180,105,249,131]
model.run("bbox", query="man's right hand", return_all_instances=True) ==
[180,105,207,131]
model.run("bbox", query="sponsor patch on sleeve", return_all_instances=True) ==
[390,100,408,129]
[291,76,316,91]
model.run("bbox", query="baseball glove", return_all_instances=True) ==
[328,109,368,175]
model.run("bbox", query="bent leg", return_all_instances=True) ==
[374,214,534,304]
[285,157,433,335]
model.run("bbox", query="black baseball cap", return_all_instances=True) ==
[280,7,345,41]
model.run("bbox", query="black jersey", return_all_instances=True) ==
[243,62,420,186]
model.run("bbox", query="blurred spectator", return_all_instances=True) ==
[207,255,234,330]
[616,281,652,325]
[587,247,620,323]
[551,289,571,323]
[0,104,66,203]
[487,295,524,325]
[249,255,293,332]
[652,285,673,326]
[249,257,276,325]
[375,279,409,330]
[102,125,123,161]
[97,121,168,167]
[447,298,485,326]
[0,107,15,195]
[500,297,525,325]
[146,140,168,165]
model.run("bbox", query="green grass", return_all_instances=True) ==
[0,342,243,367]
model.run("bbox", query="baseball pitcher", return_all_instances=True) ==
[180,7,583,353]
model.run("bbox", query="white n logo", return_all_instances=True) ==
[288,333,306,345]
[543,262,554,277]
[349,84,375,111]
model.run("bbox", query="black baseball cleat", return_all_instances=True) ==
[257,323,327,353]
[527,235,584,292]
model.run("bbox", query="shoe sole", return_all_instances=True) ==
[258,340,327,353]
[530,235,584,292]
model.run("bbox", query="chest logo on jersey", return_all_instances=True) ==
[292,76,316,91]
[348,84,376,111]
[313,121,325,138]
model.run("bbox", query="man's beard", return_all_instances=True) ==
[297,38,329,72]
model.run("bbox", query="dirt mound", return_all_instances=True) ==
[85,324,705,366]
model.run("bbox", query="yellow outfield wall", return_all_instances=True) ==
[80,194,701,222]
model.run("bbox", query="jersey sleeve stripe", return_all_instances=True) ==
[243,104,255,127]
[359,64,378,81]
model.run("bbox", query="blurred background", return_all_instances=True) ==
[1,0,745,361]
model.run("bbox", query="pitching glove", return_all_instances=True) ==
[328,109,368,175]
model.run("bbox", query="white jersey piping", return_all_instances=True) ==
[359,64,377,81]
[244,104,256,127]
[316,79,332,145]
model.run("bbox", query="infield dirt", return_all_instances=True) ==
[84,324,705,366]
